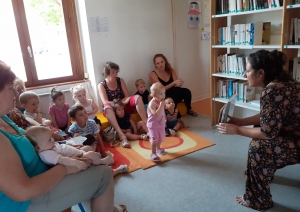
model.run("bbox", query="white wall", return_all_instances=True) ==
[80,0,210,111]
[174,0,210,101]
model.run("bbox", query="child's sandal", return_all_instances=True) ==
[121,139,131,148]
[150,153,161,162]
[156,148,166,155]
[140,134,148,140]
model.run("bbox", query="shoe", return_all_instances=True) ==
[121,138,131,148]
[169,129,177,136]
[156,148,166,155]
[150,153,161,162]
[116,164,129,174]
[165,128,171,136]
[140,134,148,140]
[101,153,114,165]
[187,109,198,117]
[114,204,127,212]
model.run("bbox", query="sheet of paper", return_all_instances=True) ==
[203,0,210,26]
[88,16,109,33]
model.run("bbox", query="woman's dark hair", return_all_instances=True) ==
[248,50,291,85]
[0,60,16,92]
[50,87,64,101]
[103,62,119,78]
[153,54,173,74]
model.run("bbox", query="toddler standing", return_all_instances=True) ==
[135,79,150,106]
[19,91,52,127]
[112,99,149,148]
[48,88,71,132]
[165,97,187,136]
[71,84,101,128]
[147,82,166,162]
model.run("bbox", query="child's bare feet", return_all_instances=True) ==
[236,196,250,208]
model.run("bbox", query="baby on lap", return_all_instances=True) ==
[25,126,113,169]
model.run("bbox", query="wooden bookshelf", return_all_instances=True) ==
[210,0,300,126]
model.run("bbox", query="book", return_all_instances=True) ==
[262,22,271,44]
[218,93,238,123]
[244,84,256,102]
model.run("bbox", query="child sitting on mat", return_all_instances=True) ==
[165,97,187,136]
[112,99,149,146]
[147,82,167,162]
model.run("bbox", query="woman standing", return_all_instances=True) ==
[149,54,198,117]
[98,61,148,148]
[0,60,126,212]
[217,50,300,210]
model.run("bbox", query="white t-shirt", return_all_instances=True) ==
[39,143,84,165]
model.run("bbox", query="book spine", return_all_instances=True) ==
[290,18,294,45]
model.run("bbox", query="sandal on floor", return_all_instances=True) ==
[156,148,166,155]
[187,109,198,117]
[140,134,149,140]
[121,139,131,148]
[114,204,127,212]
[150,153,161,162]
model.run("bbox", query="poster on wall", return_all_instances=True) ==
[188,1,201,28]
[88,16,109,33]
[201,27,210,40]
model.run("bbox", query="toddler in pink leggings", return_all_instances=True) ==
[147,82,167,162]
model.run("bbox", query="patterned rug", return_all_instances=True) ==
[104,129,215,170]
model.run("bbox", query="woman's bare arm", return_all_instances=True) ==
[149,72,175,90]
[0,133,70,202]
[98,83,113,105]
[120,78,132,104]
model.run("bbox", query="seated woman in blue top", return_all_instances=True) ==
[0,61,126,212]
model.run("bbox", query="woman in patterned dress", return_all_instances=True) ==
[217,49,300,210]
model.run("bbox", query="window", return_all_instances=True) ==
[0,0,84,87]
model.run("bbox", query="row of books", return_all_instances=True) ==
[217,79,256,102]
[292,1,300,4]
[217,53,247,76]
[216,0,283,15]
[218,22,264,45]
[289,18,300,45]
[289,57,300,81]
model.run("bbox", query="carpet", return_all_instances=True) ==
[122,129,215,169]
[102,142,141,173]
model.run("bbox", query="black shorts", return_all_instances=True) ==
[94,116,102,126]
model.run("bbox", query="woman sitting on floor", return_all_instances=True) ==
[149,53,198,117]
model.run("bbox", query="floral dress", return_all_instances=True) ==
[244,80,300,210]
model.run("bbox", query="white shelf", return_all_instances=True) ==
[212,73,247,80]
[212,44,280,49]
[286,4,300,9]
[284,45,300,49]
[212,7,283,18]
[213,97,260,111]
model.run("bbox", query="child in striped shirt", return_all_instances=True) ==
[165,97,187,136]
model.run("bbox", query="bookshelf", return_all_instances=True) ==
[210,0,300,126]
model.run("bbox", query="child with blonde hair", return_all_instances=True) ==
[112,99,149,148]
[70,84,101,128]
[147,82,166,162]
[135,79,151,105]
[48,87,71,132]
[19,91,52,127]
[25,126,114,168]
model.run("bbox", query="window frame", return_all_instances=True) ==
[11,0,84,88]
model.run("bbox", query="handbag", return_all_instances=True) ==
[102,126,120,147]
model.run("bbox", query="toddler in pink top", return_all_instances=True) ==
[147,82,166,162]
[48,88,71,132]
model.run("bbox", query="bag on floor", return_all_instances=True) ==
[102,126,119,142]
